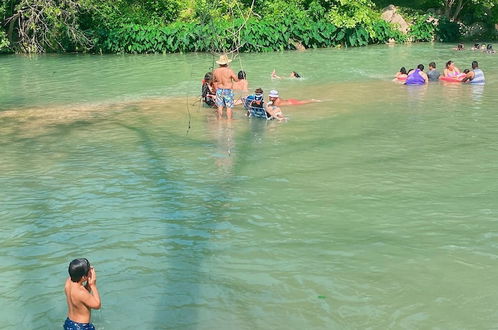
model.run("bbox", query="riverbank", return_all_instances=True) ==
[2,0,496,54]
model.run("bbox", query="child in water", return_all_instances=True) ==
[64,258,101,330]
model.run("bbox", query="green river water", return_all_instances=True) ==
[1,44,498,329]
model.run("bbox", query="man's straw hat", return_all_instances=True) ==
[216,54,232,65]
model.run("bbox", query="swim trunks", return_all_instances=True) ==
[216,88,234,108]
[63,318,95,330]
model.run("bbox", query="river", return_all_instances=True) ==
[1,43,498,329]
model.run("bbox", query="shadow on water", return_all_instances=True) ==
[115,115,237,328]
[115,113,271,328]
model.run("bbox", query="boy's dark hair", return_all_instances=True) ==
[400,67,407,74]
[255,88,263,94]
[238,71,246,79]
[446,60,453,68]
[292,71,301,78]
[487,44,493,50]
[417,64,424,71]
[463,69,470,74]
[68,258,90,282]
[429,62,436,69]
[472,61,479,69]
[204,72,212,81]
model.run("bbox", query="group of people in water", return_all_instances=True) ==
[201,54,316,120]
[454,43,496,53]
[394,60,485,85]
[202,53,487,120]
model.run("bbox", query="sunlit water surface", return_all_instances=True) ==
[1,44,498,329]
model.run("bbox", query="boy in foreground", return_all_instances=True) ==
[64,258,101,330]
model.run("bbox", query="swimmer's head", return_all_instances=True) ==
[400,67,407,74]
[268,90,279,99]
[238,71,246,79]
[487,44,493,50]
[417,64,424,71]
[407,68,414,74]
[472,61,479,69]
[463,69,470,74]
[446,60,454,69]
[291,71,301,78]
[254,88,263,95]
[68,258,91,282]
[457,44,464,50]
[429,62,436,69]
[204,72,212,81]
[474,43,480,49]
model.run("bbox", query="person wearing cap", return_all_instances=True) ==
[213,54,239,119]
[267,89,317,107]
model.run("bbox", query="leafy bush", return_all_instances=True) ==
[436,16,461,42]
[92,14,406,54]
[0,30,11,53]
[409,15,436,41]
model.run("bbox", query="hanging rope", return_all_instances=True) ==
[184,0,255,135]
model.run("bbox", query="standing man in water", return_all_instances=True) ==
[64,258,101,330]
[213,54,238,120]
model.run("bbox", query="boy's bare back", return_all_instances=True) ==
[64,267,101,324]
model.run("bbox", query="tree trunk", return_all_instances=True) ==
[444,0,456,20]
[452,0,468,21]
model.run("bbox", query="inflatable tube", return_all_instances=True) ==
[396,76,407,81]
[440,74,466,83]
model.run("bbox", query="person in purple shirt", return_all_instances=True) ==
[405,64,428,85]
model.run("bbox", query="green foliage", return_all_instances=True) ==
[409,15,436,41]
[435,16,461,42]
[92,13,406,54]
[327,0,379,28]
[3,0,480,54]
[0,30,11,53]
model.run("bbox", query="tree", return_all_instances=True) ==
[441,0,497,21]
[5,0,95,53]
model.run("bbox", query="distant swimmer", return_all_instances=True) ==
[271,70,301,79]
[64,258,101,330]
[453,43,464,51]
[462,61,485,84]
[267,89,318,106]
[427,62,441,81]
[486,44,496,54]
[471,43,480,51]
[405,64,428,85]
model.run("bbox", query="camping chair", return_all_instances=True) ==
[244,94,272,120]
